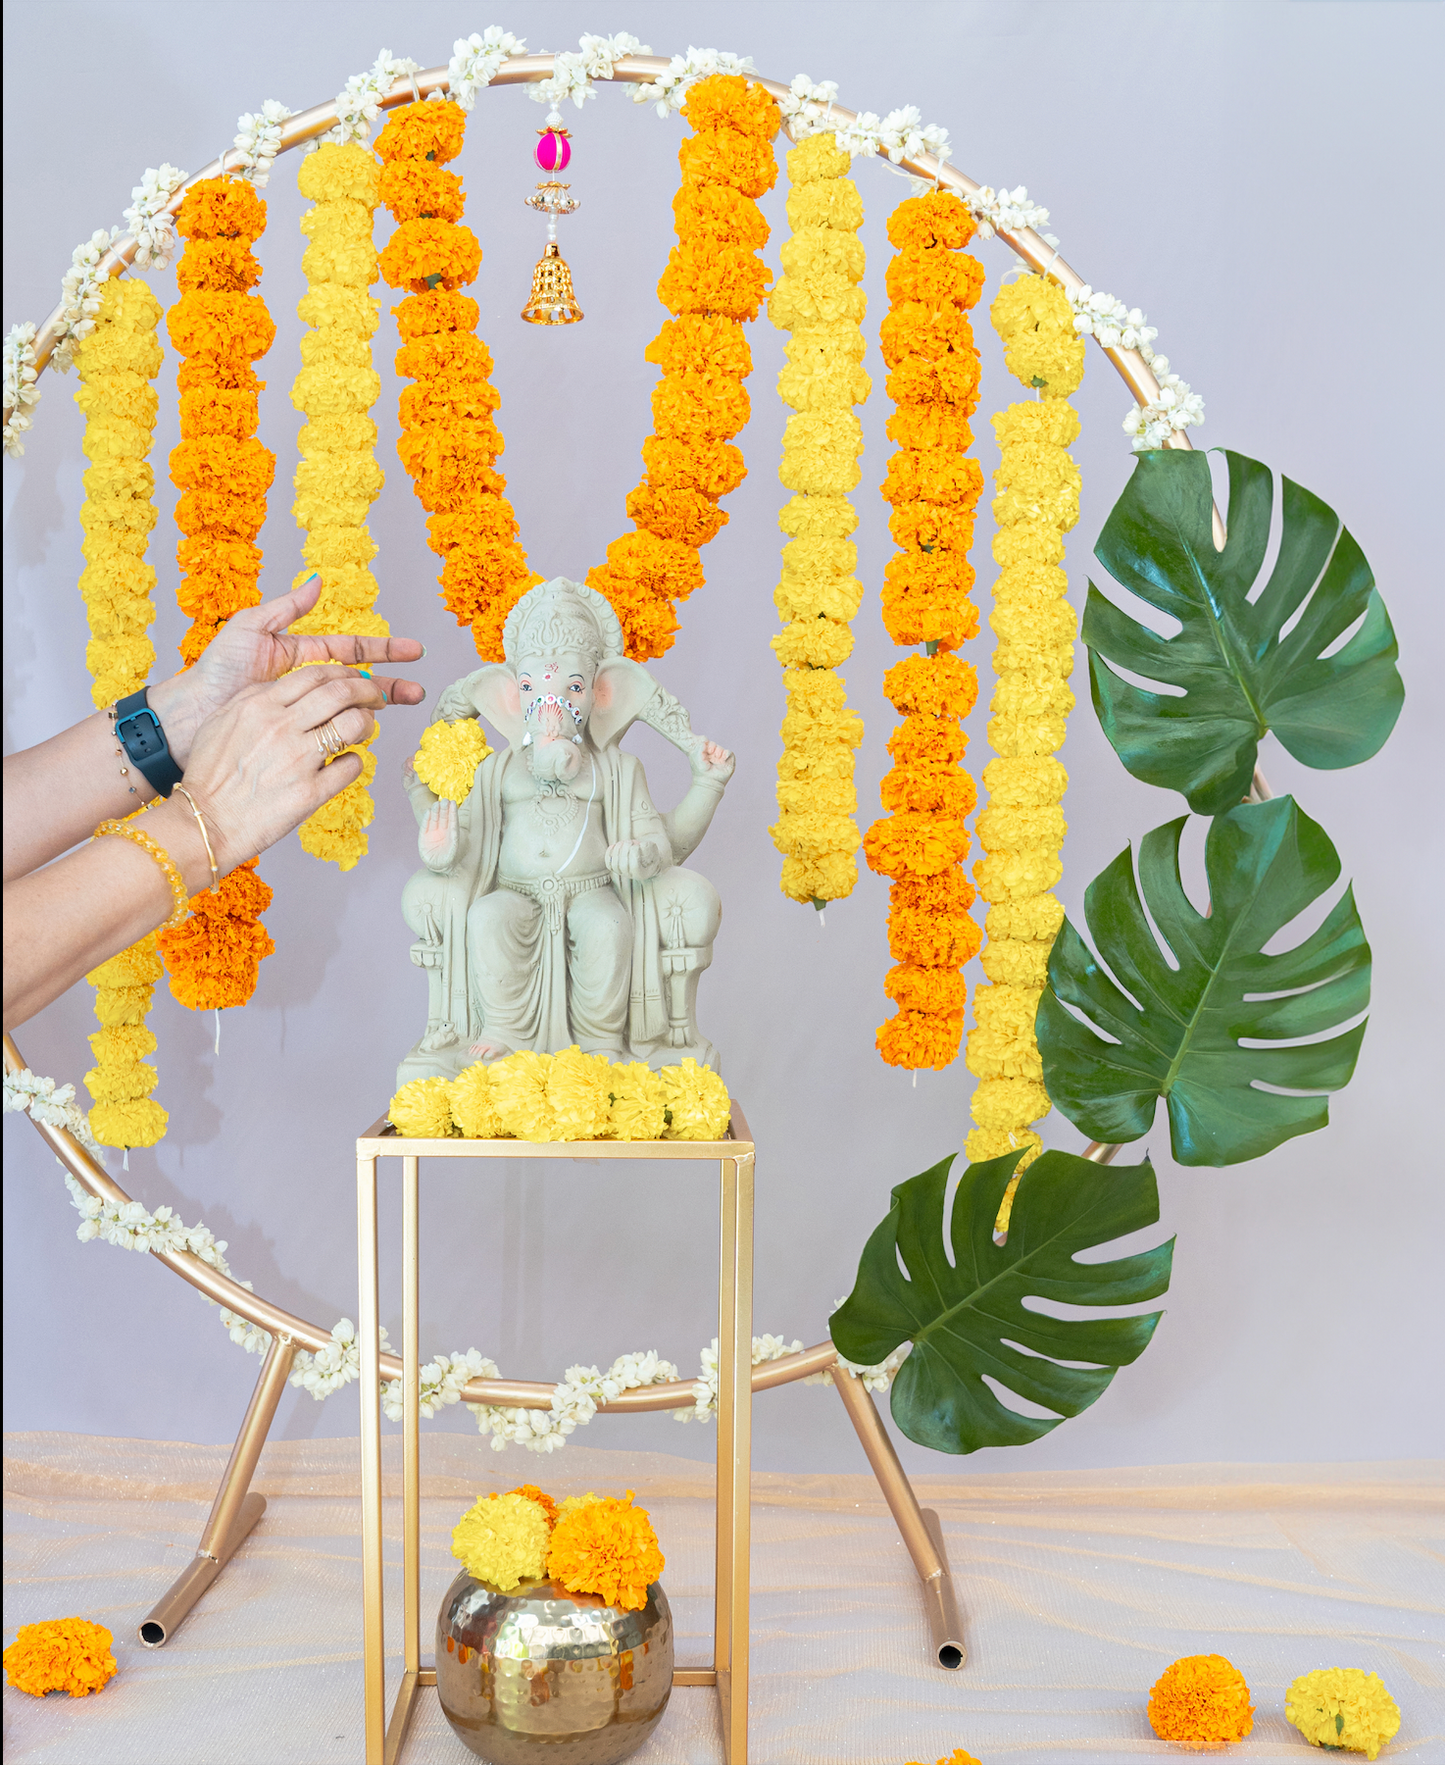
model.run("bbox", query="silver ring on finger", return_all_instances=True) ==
[313,718,349,759]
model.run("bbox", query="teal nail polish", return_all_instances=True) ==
[419,643,428,658]
[357,667,372,678]
[303,571,320,585]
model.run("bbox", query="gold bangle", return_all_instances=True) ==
[93,820,190,929]
[172,784,218,895]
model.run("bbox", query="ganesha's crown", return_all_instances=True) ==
[502,577,626,666]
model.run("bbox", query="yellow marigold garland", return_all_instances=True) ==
[587,75,779,661]
[864,192,986,1069]
[166,178,276,666]
[377,101,540,663]
[3,1618,118,1698]
[290,141,387,869]
[84,930,166,1149]
[966,275,1084,1196]
[158,857,274,1011]
[72,278,163,708]
[768,131,869,906]
[390,1048,729,1144]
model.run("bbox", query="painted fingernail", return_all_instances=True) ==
[419,643,428,658]
[356,666,372,678]
[303,571,320,585]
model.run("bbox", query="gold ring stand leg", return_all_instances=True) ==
[356,1111,756,1765]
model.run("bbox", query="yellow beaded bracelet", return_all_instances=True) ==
[93,819,191,929]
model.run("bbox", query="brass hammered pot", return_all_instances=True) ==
[436,1570,673,1764]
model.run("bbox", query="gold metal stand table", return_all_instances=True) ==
[356,1109,756,1765]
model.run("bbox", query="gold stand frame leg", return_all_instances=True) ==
[712,1151,754,1761]
[833,1369,965,1668]
[359,1152,386,1765]
[138,1330,296,1647]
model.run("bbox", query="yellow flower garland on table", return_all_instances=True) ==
[377,100,540,664]
[390,1047,729,1144]
[864,191,986,1070]
[72,278,163,708]
[84,931,166,1149]
[965,274,1084,1201]
[587,74,779,661]
[767,131,869,906]
[166,178,276,666]
[290,141,387,869]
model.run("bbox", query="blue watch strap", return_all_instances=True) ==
[114,687,184,798]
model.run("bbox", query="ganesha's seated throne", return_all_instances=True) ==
[397,579,734,1087]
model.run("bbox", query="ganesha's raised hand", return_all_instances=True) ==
[692,740,736,787]
[419,799,459,873]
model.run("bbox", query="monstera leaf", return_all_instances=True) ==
[830,1150,1173,1454]
[1085,449,1403,815]
[1037,796,1370,1166]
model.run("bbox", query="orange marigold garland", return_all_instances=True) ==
[586,75,779,661]
[377,100,539,662]
[768,130,869,906]
[166,177,276,665]
[72,277,164,707]
[3,1618,118,1698]
[864,192,986,1070]
[290,140,387,868]
[159,857,274,1012]
[966,274,1084,1196]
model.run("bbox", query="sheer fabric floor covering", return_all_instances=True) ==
[3,1436,1441,1764]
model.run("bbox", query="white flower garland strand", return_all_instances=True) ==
[329,48,423,144]
[232,100,293,188]
[448,28,528,110]
[1067,283,1204,448]
[7,1065,908,1449]
[631,43,756,116]
[3,324,40,456]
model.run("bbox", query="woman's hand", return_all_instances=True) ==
[168,665,395,875]
[147,574,425,765]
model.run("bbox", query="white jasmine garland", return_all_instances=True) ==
[531,32,651,114]
[329,48,422,146]
[3,323,39,457]
[49,228,121,373]
[448,28,528,111]
[121,165,187,271]
[232,100,293,188]
[778,74,840,138]
[965,184,1051,240]
[631,44,755,118]
[1124,369,1205,450]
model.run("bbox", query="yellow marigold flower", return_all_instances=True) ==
[448,1063,499,1140]
[546,1046,611,1142]
[89,1100,168,1147]
[546,1491,664,1612]
[451,1491,551,1592]
[1147,1654,1254,1746]
[988,711,1068,758]
[781,852,858,904]
[3,1618,117,1698]
[1285,1668,1401,1760]
[972,1076,1052,1133]
[389,1076,459,1139]
[966,1126,1042,1179]
[489,1051,558,1142]
[770,617,854,669]
[787,131,851,184]
[778,490,857,540]
[966,984,1046,1082]
[990,275,1085,396]
[412,717,490,803]
[509,1484,559,1525]
[980,938,1051,988]
[660,1059,730,1140]
[605,1062,667,1141]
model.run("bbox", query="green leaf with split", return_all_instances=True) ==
[1085,449,1403,815]
[1037,795,1370,1166]
[830,1149,1173,1454]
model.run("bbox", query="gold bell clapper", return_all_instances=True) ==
[522,118,583,325]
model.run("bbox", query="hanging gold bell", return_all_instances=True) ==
[521,242,584,326]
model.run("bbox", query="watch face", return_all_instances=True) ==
[121,709,166,761]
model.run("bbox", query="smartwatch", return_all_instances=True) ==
[114,687,184,799]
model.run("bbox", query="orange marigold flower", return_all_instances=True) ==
[651,371,750,442]
[887,403,976,452]
[1147,1654,1254,1746]
[889,502,976,554]
[658,239,773,322]
[378,160,466,224]
[3,1618,118,1699]
[877,1006,965,1070]
[176,177,267,243]
[439,540,534,626]
[510,1484,559,1526]
[885,547,977,602]
[546,1490,665,1612]
[399,377,503,430]
[159,858,275,1011]
[885,250,985,312]
[176,238,262,293]
[884,653,979,719]
[644,313,753,379]
[881,762,977,819]
[888,877,982,968]
[879,301,978,369]
[884,962,966,1016]
[880,449,984,510]
[176,355,263,396]
[681,74,781,141]
[642,434,747,499]
[886,190,977,253]
[179,386,259,440]
[864,810,971,879]
[587,572,682,662]
[427,501,521,556]
[169,436,276,498]
[168,291,276,363]
[677,129,778,200]
[470,577,534,664]
[886,351,983,414]
[375,99,467,166]
[881,583,980,652]
[395,328,494,381]
[626,483,729,548]
[379,219,481,293]
[596,530,705,602]
[888,715,969,767]
[904,1751,983,1765]
[393,289,483,342]
[673,183,771,250]
[173,489,267,546]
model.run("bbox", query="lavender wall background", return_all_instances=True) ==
[4,0,1442,1478]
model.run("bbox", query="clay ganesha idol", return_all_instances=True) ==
[398,579,734,1087]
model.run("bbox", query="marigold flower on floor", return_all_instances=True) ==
[3,1618,117,1698]
[1147,1653,1254,1745]
[1285,1667,1400,1760]
[546,1489,664,1611]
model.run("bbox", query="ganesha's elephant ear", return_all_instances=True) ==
[439,665,526,750]
[590,657,663,750]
